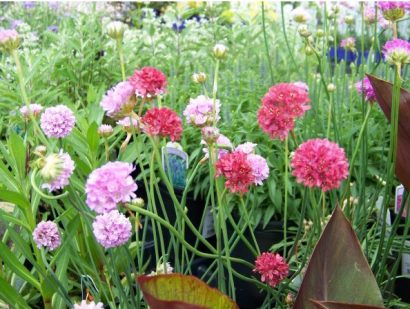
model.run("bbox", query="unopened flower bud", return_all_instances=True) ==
[344,15,355,25]
[98,124,113,137]
[298,25,311,38]
[106,21,126,40]
[38,153,64,182]
[192,72,207,84]
[34,145,47,157]
[327,83,336,92]
[131,198,145,208]
[305,45,314,55]
[213,43,228,59]
[316,29,324,37]
[201,126,220,144]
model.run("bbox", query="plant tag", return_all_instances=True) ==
[162,143,188,190]
[202,206,215,238]
[402,240,410,277]
[395,185,408,218]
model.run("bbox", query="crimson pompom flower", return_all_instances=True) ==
[253,252,289,288]
[258,83,310,140]
[142,107,183,141]
[128,66,167,98]
[291,138,349,192]
[215,151,255,194]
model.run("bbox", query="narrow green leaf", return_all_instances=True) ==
[8,132,26,181]
[0,277,31,309]
[87,122,100,154]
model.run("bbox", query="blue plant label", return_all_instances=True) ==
[161,144,188,190]
[395,185,408,218]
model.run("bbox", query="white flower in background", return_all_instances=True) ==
[291,7,311,24]
[149,261,174,276]
[106,21,127,40]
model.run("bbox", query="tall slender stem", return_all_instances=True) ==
[261,2,274,84]
[116,38,126,81]
[283,136,289,257]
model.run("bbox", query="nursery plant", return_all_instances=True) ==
[0,1,410,309]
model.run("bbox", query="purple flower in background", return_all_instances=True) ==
[355,76,377,103]
[48,2,60,10]
[247,154,269,185]
[23,1,37,9]
[92,210,132,248]
[85,161,137,213]
[33,221,61,251]
[340,37,356,51]
[10,19,24,29]
[172,20,186,33]
[183,95,220,127]
[40,105,76,138]
[383,39,410,65]
[47,25,58,33]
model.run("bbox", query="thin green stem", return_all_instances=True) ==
[116,38,126,81]
[261,2,274,84]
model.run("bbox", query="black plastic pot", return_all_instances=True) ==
[226,219,284,309]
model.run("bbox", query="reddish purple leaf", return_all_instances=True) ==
[366,74,410,190]
[137,274,238,309]
[293,206,384,309]
[310,299,385,309]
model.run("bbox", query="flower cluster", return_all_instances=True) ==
[183,95,220,127]
[216,151,255,194]
[291,138,349,192]
[20,103,43,119]
[247,154,270,186]
[253,252,289,288]
[355,76,377,103]
[41,151,75,192]
[85,161,137,213]
[142,107,183,141]
[92,210,132,248]
[33,221,61,251]
[129,67,167,98]
[40,105,76,138]
[258,83,310,140]
[378,1,409,21]
[73,300,104,309]
[340,37,356,51]
[383,39,410,66]
[100,81,135,119]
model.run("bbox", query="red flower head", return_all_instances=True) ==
[258,82,310,140]
[253,252,289,288]
[215,151,255,194]
[291,138,349,192]
[129,67,167,98]
[142,107,183,141]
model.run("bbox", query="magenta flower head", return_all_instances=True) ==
[40,105,75,138]
[40,151,75,192]
[33,221,61,251]
[378,1,408,21]
[383,39,410,66]
[258,83,310,140]
[128,67,167,99]
[92,210,132,248]
[74,300,104,309]
[0,29,19,51]
[253,252,289,288]
[85,161,137,213]
[364,7,377,24]
[355,76,377,103]
[183,95,220,127]
[291,138,349,192]
[247,154,269,186]
[20,103,43,120]
[100,81,135,119]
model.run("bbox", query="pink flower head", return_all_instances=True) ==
[291,138,349,192]
[20,103,43,119]
[378,1,409,21]
[355,76,377,103]
[117,116,140,132]
[74,300,104,309]
[258,83,310,140]
[42,151,75,192]
[85,161,137,213]
[235,142,257,154]
[202,133,232,159]
[142,107,183,141]
[216,151,255,194]
[247,154,269,185]
[100,81,135,119]
[33,221,61,251]
[183,95,220,127]
[340,37,356,50]
[92,210,132,248]
[383,39,410,65]
[364,7,377,24]
[40,105,75,138]
[128,67,167,98]
[0,29,19,50]
[293,81,309,92]
[98,124,113,137]
[253,252,289,288]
